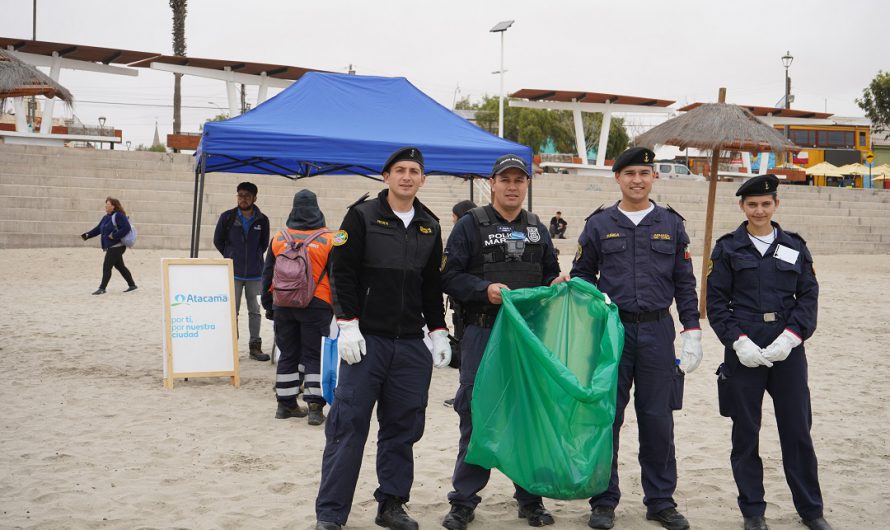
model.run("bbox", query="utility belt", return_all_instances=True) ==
[732,309,785,323]
[618,308,671,324]
[462,308,500,329]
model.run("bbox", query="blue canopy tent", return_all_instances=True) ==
[190,72,532,255]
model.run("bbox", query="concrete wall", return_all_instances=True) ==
[2,144,889,256]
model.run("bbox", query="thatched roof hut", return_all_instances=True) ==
[0,49,73,104]
[635,103,795,153]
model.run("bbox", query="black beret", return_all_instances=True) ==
[237,182,258,195]
[383,146,424,173]
[491,153,531,178]
[612,147,655,173]
[452,200,477,218]
[736,174,780,197]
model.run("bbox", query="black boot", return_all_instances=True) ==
[802,517,833,530]
[588,505,615,529]
[646,507,690,530]
[744,515,769,530]
[307,402,325,426]
[442,504,475,530]
[315,522,341,530]
[518,502,555,527]
[249,339,270,361]
[375,497,418,530]
[275,401,306,419]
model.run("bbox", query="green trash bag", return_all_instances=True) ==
[464,277,624,500]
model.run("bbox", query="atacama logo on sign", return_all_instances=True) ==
[172,293,229,306]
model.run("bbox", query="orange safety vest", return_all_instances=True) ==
[270,228,334,305]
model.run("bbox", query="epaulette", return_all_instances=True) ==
[784,230,806,244]
[666,204,685,221]
[421,203,440,222]
[584,204,605,221]
[346,192,370,209]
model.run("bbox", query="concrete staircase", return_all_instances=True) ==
[2,144,889,255]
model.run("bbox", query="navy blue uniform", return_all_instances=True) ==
[315,191,446,526]
[570,201,699,514]
[706,222,822,521]
[441,206,560,509]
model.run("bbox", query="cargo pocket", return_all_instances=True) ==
[716,363,733,417]
[325,386,355,443]
[670,365,685,410]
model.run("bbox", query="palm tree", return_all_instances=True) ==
[170,0,187,136]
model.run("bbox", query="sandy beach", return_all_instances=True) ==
[1,248,889,530]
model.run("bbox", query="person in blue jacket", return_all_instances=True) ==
[571,147,702,530]
[81,197,137,295]
[706,174,831,530]
[214,182,271,361]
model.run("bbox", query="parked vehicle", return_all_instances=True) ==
[656,162,706,181]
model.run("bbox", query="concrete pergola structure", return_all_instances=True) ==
[509,89,676,175]
[678,103,834,176]
[0,37,157,146]
[128,54,329,118]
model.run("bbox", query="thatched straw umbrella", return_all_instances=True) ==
[635,88,797,316]
[0,49,73,104]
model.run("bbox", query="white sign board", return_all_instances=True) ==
[162,258,239,388]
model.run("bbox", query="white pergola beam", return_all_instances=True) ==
[147,62,292,89]
[758,116,835,126]
[39,52,62,135]
[597,110,612,166]
[510,99,674,115]
[5,48,138,76]
[571,108,588,164]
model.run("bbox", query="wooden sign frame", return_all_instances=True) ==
[162,258,240,389]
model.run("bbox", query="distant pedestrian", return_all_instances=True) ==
[80,197,137,295]
[214,182,271,361]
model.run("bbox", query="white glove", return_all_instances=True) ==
[678,329,703,374]
[337,319,366,365]
[733,336,773,369]
[763,329,802,363]
[602,292,612,305]
[429,329,452,369]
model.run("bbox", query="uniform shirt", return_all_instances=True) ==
[706,221,818,347]
[442,207,560,306]
[570,201,700,329]
[330,190,447,339]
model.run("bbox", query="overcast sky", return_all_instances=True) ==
[2,0,888,148]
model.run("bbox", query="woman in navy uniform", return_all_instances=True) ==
[707,174,832,530]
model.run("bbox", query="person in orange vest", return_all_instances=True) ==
[261,189,335,426]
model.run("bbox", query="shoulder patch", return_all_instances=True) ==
[784,230,807,244]
[666,204,685,221]
[346,193,370,210]
[332,230,348,246]
[584,204,605,221]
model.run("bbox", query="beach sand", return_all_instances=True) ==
[1,248,889,529]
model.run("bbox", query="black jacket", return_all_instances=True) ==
[330,190,447,339]
[213,206,270,280]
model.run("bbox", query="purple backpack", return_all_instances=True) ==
[272,229,329,308]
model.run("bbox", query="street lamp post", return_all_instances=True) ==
[782,51,793,165]
[98,116,106,150]
[490,20,514,139]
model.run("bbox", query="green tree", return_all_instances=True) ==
[857,71,890,134]
[200,113,230,130]
[135,144,168,153]
[460,95,629,157]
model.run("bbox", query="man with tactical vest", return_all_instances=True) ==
[261,189,334,425]
[314,147,452,530]
[440,154,566,530]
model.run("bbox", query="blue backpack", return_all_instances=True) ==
[111,213,137,248]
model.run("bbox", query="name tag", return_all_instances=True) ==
[774,244,799,264]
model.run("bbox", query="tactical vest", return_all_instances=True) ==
[468,205,544,292]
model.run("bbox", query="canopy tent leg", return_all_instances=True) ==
[190,155,207,257]
[528,177,533,212]
[469,177,474,203]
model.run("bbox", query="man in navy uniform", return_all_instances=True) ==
[707,174,831,530]
[571,147,703,530]
[439,154,566,530]
[314,147,452,530]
